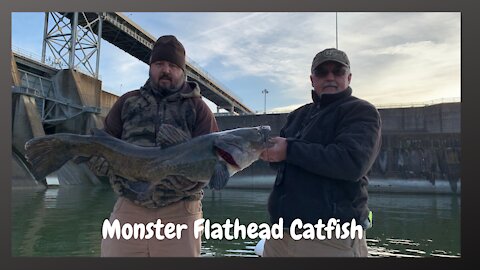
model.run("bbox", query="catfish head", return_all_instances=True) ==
[213,126,271,175]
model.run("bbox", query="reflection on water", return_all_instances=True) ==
[11,185,460,257]
[201,189,270,257]
[12,186,114,256]
[366,192,460,258]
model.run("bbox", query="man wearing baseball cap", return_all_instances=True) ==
[93,35,218,257]
[261,48,382,257]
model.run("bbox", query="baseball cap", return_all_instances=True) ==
[311,48,350,73]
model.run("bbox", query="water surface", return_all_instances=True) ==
[11,185,460,257]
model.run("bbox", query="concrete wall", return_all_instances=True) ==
[11,52,21,86]
[216,104,461,193]
[74,70,101,108]
[378,103,460,133]
[12,95,46,156]
[100,91,119,118]
[216,102,460,135]
[217,113,288,136]
[43,69,104,134]
[52,69,102,108]
[12,151,46,190]
[11,94,47,188]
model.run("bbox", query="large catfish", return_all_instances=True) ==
[24,125,271,190]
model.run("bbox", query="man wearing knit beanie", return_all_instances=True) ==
[148,35,187,95]
[96,35,219,257]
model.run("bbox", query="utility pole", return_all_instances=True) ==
[262,89,269,114]
[335,12,338,49]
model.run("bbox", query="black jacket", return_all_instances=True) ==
[268,87,382,227]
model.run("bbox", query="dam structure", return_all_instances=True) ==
[216,104,460,194]
[11,12,460,194]
[12,12,252,188]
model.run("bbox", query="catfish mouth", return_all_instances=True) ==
[215,147,240,169]
[215,126,271,169]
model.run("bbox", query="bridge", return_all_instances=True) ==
[41,12,253,115]
[11,12,255,188]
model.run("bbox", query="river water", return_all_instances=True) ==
[11,185,460,257]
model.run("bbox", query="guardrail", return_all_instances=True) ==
[12,46,102,80]
[375,97,460,109]
[12,85,101,114]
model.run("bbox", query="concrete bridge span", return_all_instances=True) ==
[44,12,253,115]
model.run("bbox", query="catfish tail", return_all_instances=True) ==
[24,135,78,180]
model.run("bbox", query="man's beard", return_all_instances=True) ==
[149,71,185,94]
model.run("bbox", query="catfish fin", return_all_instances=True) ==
[208,161,230,190]
[157,124,191,147]
[24,135,76,180]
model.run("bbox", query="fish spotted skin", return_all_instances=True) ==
[24,125,271,191]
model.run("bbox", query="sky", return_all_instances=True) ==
[11,12,461,114]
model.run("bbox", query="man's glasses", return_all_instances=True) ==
[313,66,348,78]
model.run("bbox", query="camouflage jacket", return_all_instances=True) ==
[103,80,218,208]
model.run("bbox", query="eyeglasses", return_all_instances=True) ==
[313,66,348,78]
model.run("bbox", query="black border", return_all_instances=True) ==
[2,0,477,269]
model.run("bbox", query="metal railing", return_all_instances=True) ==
[12,45,57,69]
[375,97,461,109]
[12,46,102,80]
[13,68,101,125]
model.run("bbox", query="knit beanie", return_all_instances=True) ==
[149,35,186,71]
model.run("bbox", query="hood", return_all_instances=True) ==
[140,79,202,102]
